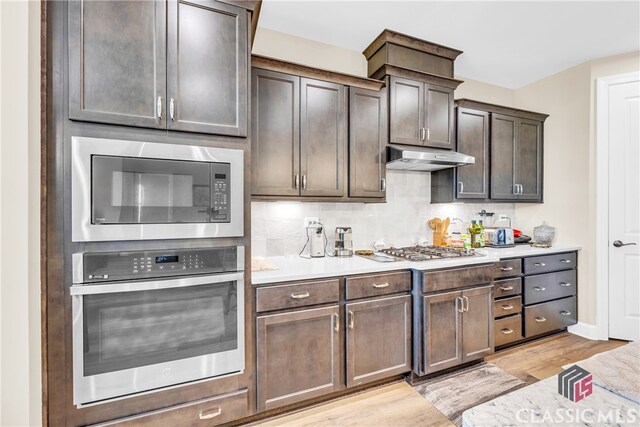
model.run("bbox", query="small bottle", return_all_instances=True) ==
[477,220,486,248]
[468,220,478,247]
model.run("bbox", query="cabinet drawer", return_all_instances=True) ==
[256,279,340,312]
[524,296,576,337]
[494,315,523,347]
[92,390,249,427]
[523,252,576,275]
[494,278,522,299]
[346,271,411,300]
[494,296,522,319]
[494,259,522,278]
[422,264,494,293]
[523,270,576,305]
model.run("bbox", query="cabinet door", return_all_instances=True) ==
[256,306,341,411]
[456,108,490,199]
[490,114,518,200]
[423,291,463,374]
[68,0,166,128]
[424,84,455,149]
[251,69,300,196]
[346,295,411,387]
[515,119,543,201]
[389,77,424,146]
[300,78,347,197]
[167,0,248,136]
[462,285,494,362]
[349,87,388,198]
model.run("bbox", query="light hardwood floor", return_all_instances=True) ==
[247,333,627,427]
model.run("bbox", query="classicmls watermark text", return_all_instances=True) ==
[515,408,639,424]
[557,365,593,402]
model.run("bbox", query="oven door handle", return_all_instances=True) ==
[70,272,245,296]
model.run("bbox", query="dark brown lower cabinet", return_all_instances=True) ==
[256,306,341,411]
[345,295,412,387]
[422,285,494,374]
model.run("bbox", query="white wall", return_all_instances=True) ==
[0,1,42,425]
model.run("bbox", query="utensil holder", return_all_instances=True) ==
[433,232,446,247]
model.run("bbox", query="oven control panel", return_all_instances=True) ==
[74,246,244,283]
[211,163,231,223]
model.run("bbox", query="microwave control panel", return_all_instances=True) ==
[75,246,243,283]
[211,163,231,223]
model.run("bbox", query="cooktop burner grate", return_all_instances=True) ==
[378,245,479,261]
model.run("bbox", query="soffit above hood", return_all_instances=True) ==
[386,146,475,172]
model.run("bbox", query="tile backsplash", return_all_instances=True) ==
[251,170,516,257]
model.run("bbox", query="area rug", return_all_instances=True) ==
[414,363,526,426]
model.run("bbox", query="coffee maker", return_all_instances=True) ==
[334,227,353,257]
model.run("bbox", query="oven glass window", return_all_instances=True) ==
[92,155,212,224]
[82,282,238,376]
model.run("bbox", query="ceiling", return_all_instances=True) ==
[257,1,640,89]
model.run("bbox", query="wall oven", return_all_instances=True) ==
[71,136,244,242]
[71,246,244,406]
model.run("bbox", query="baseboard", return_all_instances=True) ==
[568,322,604,340]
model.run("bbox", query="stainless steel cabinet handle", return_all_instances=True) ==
[88,274,109,280]
[613,240,637,247]
[156,96,163,119]
[463,295,470,312]
[559,282,572,287]
[348,310,354,329]
[381,178,386,192]
[500,267,514,272]
[519,184,523,195]
[513,184,518,195]
[372,282,389,288]
[559,259,572,264]
[456,296,464,313]
[334,313,339,332]
[302,175,307,190]
[426,128,431,141]
[294,174,300,189]
[534,316,547,322]
[290,292,310,299]
[534,262,546,267]
[501,304,514,310]
[458,181,464,194]
[501,328,514,335]
[199,407,222,420]
[560,311,572,316]
[500,285,514,291]
[169,98,175,121]
[533,286,546,291]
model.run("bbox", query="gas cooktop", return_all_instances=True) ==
[376,245,482,262]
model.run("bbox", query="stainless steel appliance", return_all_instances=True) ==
[377,245,481,262]
[485,228,515,248]
[72,136,244,242]
[307,222,325,258]
[386,146,475,172]
[334,227,353,257]
[71,246,244,406]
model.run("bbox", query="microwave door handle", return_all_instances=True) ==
[70,272,245,296]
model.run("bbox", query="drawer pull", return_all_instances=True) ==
[534,262,546,267]
[534,316,547,322]
[559,282,572,287]
[199,407,222,420]
[348,310,355,329]
[559,259,572,264]
[501,304,514,310]
[499,285,514,291]
[501,328,514,335]
[500,266,514,272]
[372,282,390,288]
[560,311,572,316]
[533,286,546,291]
[290,292,310,300]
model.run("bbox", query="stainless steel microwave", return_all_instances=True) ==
[72,136,243,242]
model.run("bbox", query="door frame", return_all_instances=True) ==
[594,71,640,340]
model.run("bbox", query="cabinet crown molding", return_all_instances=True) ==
[455,99,549,122]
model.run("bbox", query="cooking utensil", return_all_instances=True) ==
[428,218,438,231]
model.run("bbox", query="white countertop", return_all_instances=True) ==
[251,244,581,285]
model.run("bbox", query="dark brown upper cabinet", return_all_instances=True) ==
[69,0,248,137]
[389,76,454,149]
[431,100,547,204]
[349,87,388,199]
[251,68,347,198]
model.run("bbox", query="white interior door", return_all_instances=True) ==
[608,79,640,341]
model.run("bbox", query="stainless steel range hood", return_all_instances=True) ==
[386,146,475,172]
